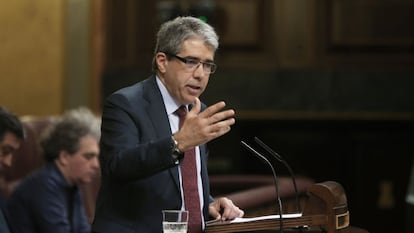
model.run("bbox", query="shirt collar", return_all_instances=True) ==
[156,76,183,114]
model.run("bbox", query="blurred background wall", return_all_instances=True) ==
[0,1,65,115]
[0,0,97,116]
[1,0,414,232]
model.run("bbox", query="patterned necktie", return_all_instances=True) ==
[175,106,202,233]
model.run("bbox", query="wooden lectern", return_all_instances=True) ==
[206,181,368,233]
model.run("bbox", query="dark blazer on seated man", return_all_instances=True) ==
[7,163,91,233]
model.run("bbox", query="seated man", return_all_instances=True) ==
[0,106,24,233]
[6,107,100,233]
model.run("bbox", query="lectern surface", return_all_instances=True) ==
[205,181,369,233]
[215,226,368,233]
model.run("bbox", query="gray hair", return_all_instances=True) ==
[41,107,101,162]
[152,16,219,71]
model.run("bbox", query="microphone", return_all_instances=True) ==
[241,141,284,233]
[254,137,302,213]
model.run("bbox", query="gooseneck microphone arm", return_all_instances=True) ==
[254,137,302,213]
[241,141,284,233]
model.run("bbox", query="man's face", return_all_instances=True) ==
[65,134,100,185]
[0,131,21,175]
[157,38,215,105]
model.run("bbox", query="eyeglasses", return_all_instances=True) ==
[164,52,217,74]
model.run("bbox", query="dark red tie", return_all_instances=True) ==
[175,106,202,233]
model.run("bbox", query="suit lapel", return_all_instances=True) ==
[143,77,181,191]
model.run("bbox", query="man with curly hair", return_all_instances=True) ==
[6,107,100,233]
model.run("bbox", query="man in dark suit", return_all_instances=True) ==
[0,106,24,233]
[92,16,244,233]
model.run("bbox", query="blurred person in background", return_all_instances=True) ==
[0,106,24,233]
[6,107,100,233]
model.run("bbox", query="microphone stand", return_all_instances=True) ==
[254,137,302,214]
[241,141,284,233]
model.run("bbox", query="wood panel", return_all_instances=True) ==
[0,1,65,115]
[317,0,414,70]
[328,0,414,50]
[103,0,276,70]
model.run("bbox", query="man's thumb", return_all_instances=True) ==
[190,97,201,114]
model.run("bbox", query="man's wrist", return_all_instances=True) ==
[171,135,184,164]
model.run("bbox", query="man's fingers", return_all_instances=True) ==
[214,197,244,221]
[198,101,226,118]
[209,118,234,133]
[208,109,235,125]
[208,205,221,220]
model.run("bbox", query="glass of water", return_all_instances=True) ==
[162,210,188,233]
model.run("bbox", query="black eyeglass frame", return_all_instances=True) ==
[163,52,217,74]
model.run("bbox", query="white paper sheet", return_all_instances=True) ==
[229,213,303,223]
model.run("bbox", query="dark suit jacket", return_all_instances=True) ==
[6,163,90,233]
[0,194,11,233]
[92,76,212,233]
